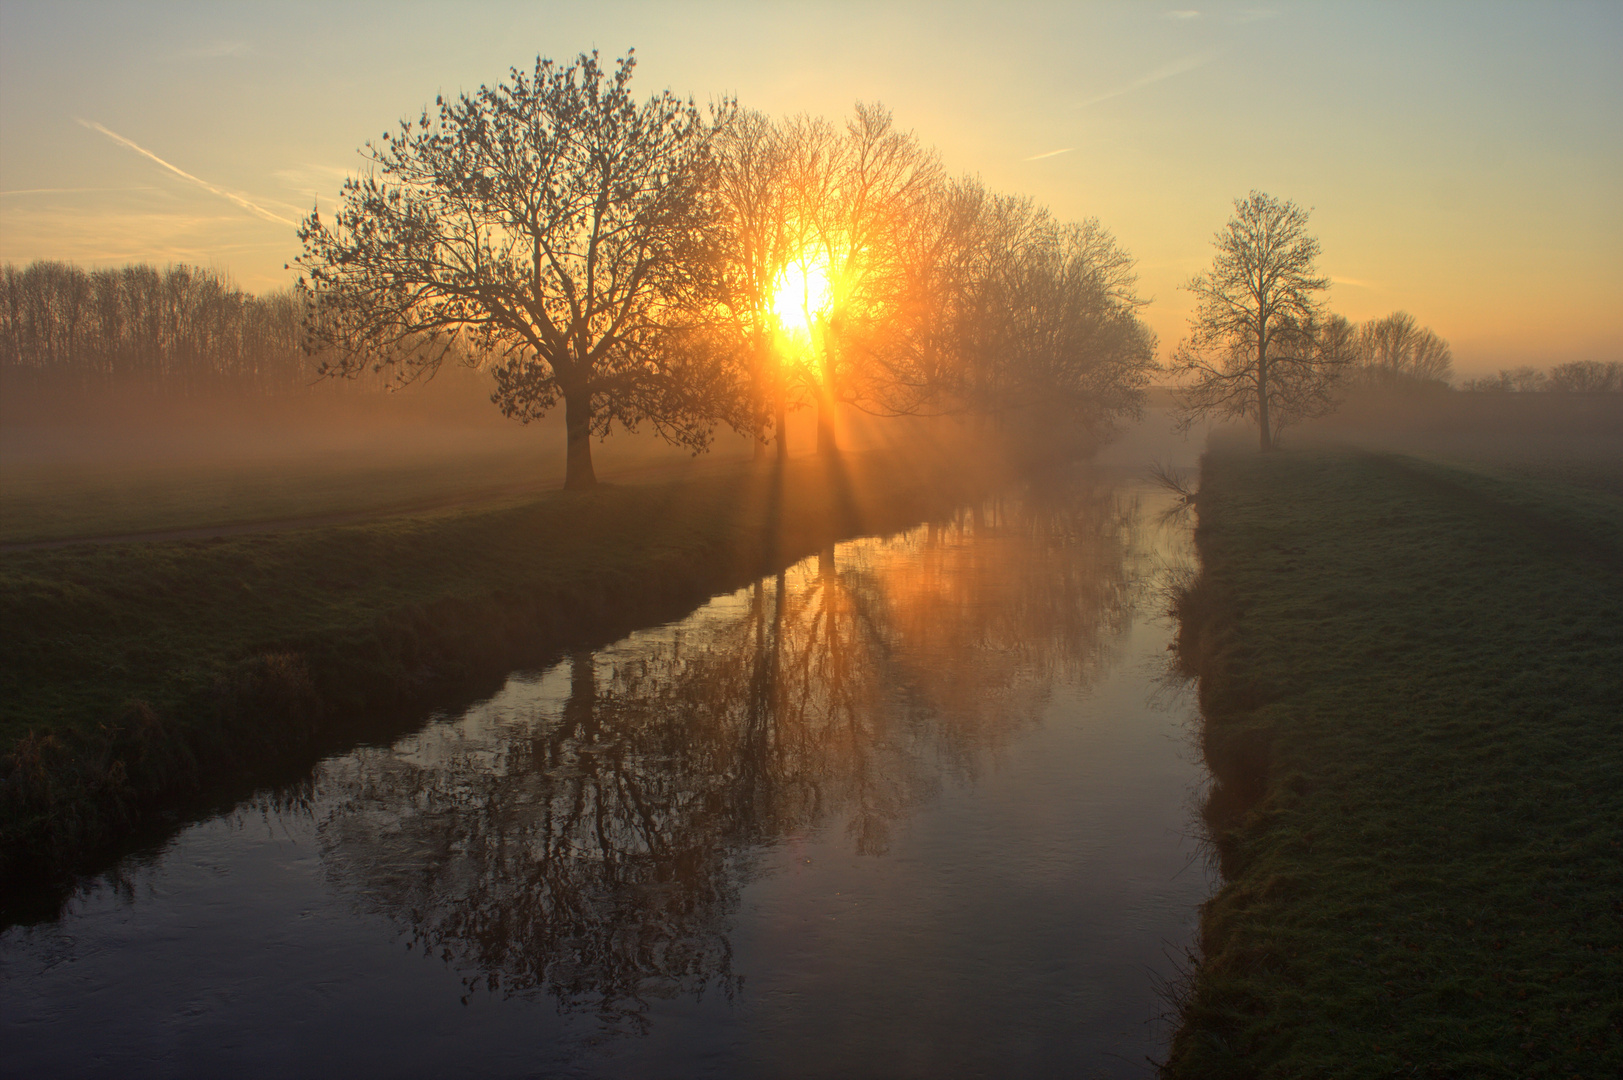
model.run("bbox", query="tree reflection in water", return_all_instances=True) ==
[316,469,1144,1029]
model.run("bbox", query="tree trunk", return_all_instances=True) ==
[564,388,597,489]
[818,543,837,580]
[563,651,597,737]
[1256,341,1273,452]
[751,345,768,461]
[816,341,838,457]
[775,401,789,461]
[816,395,838,456]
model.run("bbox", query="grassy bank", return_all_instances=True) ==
[1167,448,1621,1077]
[1,450,992,882]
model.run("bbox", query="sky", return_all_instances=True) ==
[1,0,1619,376]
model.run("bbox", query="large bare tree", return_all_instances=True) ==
[295,51,739,488]
[1169,192,1345,450]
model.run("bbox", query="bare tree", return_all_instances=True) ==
[1169,192,1345,450]
[1006,219,1156,444]
[800,104,942,455]
[296,51,740,489]
[712,111,801,459]
[883,177,1010,418]
[931,190,1051,415]
[871,181,1155,453]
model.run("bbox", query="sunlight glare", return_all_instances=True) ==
[772,256,832,341]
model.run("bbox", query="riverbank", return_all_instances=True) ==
[1,450,1000,883]
[1166,448,1622,1076]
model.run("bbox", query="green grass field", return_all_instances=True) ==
[0,450,551,544]
[1166,448,1622,1077]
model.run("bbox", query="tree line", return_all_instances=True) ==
[12,53,1608,464]
[296,51,1158,486]
[1342,310,1454,388]
[0,261,313,393]
[1459,360,1623,394]
[1165,190,1618,451]
[1337,315,1619,396]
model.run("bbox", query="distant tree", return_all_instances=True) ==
[0,260,309,392]
[1351,311,1452,387]
[1461,366,1549,393]
[872,178,1154,453]
[1546,359,1622,393]
[296,51,740,489]
[1508,366,1549,393]
[1169,192,1347,450]
[1003,218,1156,443]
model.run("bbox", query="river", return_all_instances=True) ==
[1,462,1210,1078]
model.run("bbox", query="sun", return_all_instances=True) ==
[772,255,832,340]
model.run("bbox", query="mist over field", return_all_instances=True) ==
[0,368,722,544]
[1,3,1619,1077]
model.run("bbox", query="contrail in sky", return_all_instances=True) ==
[1024,148,1075,162]
[1072,52,1216,109]
[75,118,296,226]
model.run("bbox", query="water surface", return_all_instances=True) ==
[1,469,1208,1078]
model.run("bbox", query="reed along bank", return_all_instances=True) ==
[0,451,1002,891]
[1165,447,1621,1077]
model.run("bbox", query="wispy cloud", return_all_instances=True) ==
[273,163,355,205]
[1331,276,1379,289]
[75,119,296,227]
[1161,9,1201,20]
[1023,147,1075,162]
[1072,52,1217,109]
